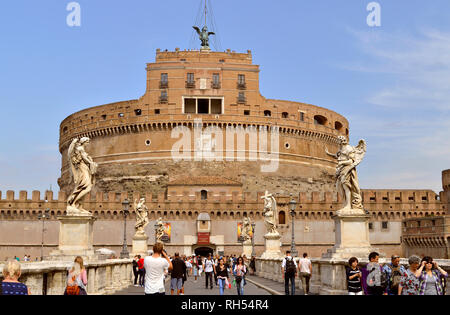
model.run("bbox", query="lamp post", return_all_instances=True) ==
[37,201,50,261]
[120,199,130,259]
[289,195,298,257]
[251,222,256,257]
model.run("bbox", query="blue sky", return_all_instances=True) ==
[0,0,449,194]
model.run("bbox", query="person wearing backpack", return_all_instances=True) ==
[362,252,387,295]
[64,256,88,295]
[281,250,297,295]
[382,255,406,295]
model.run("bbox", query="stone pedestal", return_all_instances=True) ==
[242,241,253,258]
[261,233,282,259]
[322,212,374,259]
[132,235,149,257]
[49,215,96,261]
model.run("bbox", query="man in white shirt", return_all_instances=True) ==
[298,252,312,295]
[281,250,297,295]
[203,253,216,289]
[144,242,173,295]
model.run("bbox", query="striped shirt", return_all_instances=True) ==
[346,267,363,293]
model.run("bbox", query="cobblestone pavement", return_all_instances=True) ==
[113,274,281,295]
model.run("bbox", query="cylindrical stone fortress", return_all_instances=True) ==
[58,49,349,196]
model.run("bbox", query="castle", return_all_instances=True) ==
[0,49,448,259]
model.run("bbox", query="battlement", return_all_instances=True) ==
[0,188,446,222]
[154,48,253,64]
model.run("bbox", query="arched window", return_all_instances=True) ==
[279,211,286,225]
[314,115,327,125]
[201,190,208,200]
[282,112,289,119]
[335,121,343,131]
[264,110,272,117]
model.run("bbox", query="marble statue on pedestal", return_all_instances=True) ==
[155,217,165,242]
[261,191,279,236]
[66,137,98,216]
[325,136,367,216]
[241,217,252,243]
[134,198,149,238]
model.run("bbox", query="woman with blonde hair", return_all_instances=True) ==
[64,256,88,295]
[1,260,31,295]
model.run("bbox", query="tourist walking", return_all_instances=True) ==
[1,260,30,295]
[137,255,145,287]
[197,256,203,277]
[398,255,421,295]
[415,256,448,295]
[362,252,387,295]
[382,255,406,295]
[298,253,312,295]
[143,243,173,295]
[281,250,297,295]
[346,257,363,295]
[203,254,215,289]
[216,257,230,295]
[132,255,139,286]
[233,256,247,295]
[64,256,88,295]
[249,256,256,275]
[170,253,185,295]
[193,257,199,282]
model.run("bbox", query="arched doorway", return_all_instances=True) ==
[194,246,214,257]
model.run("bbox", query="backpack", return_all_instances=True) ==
[367,265,387,289]
[285,258,296,276]
[66,276,80,295]
[388,265,403,292]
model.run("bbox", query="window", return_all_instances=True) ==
[237,74,246,89]
[368,222,373,230]
[154,109,160,115]
[201,190,208,200]
[101,114,107,120]
[335,121,343,131]
[282,112,289,119]
[382,197,388,201]
[409,196,414,201]
[134,109,142,116]
[395,197,401,201]
[299,112,305,121]
[198,99,209,114]
[422,196,428,201]
[184,98,196,113]
[244,110,250,116]
[382,221,389,229]
[186,73,195,88]
[278,211,286,225]
[370,197,376,201]
[237,92,246,103]
[314,115,327,125]
[160,91,168,103]
[118,113,124,118]
[160,73,168,88]
[63,127,68,134]
[212,73,220,89]
[211,99,222,114]
[264,110,271,117]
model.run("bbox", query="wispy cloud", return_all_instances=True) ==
[346,28,450,111]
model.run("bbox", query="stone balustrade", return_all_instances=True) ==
[0,259,133,295]
[256,257,450,295]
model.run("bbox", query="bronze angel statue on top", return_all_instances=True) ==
[325,136,367,215]
[193,25,215,49]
